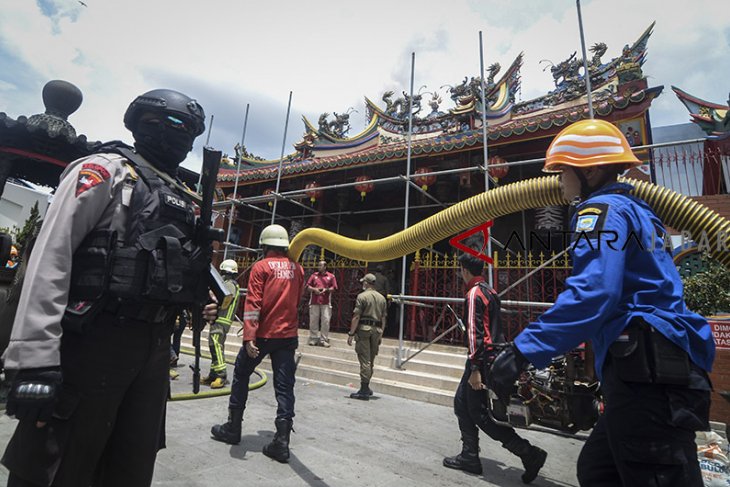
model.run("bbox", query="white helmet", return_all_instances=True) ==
[259,224,290,248]
[219,259,238,274]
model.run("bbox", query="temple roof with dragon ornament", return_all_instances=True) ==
[218,22,663,186]
[672,86,730,136]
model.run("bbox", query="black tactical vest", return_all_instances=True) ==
[69,158,205,307]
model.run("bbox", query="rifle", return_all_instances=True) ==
[190,147,233,394]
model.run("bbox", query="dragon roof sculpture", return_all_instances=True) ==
[219,23,660,184]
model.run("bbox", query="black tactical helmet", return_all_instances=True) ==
[124,89,205,137]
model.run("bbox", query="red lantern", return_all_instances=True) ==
[263,188,274,208]
[305,181,323,204]
[414,167,437,191]
[354,176,374,201]
[488,155,509,181]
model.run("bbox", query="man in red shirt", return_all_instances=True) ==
[211,224,305,464]
[306,260,338,347]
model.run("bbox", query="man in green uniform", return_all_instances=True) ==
[347,273,387,400]
[202,259,241,388]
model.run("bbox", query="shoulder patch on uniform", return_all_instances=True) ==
[575,215,599,232]
[76,163,111,197]
[573,202,609,236]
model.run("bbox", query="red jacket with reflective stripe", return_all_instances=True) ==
[243,252,305,341]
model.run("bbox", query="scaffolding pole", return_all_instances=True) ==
[223,105,250,260]
[271,91,293,224]
[479,30,494,287]
[390,294,553,308]
[576,0,594,119]
[397,52,416,369]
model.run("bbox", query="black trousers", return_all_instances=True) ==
[2,312,171,487]
[576,359,711,487]
[229,336,298,420]
[454,361,522,445]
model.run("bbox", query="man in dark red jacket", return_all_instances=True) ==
[211,224,304,463]
[443,253,546,484]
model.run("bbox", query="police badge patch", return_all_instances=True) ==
[76,163,111,197]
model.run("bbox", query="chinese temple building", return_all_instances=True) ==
[214,24,662,329]
[216,23,661,261]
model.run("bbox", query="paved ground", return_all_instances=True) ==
[0,354,584,487]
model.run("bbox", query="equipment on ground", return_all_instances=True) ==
[486,344,602,434]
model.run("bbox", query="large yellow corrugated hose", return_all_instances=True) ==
[288,176,730,268]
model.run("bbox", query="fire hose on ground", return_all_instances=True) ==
[169,346,268,401]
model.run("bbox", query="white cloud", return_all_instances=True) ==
[0,0,727,173]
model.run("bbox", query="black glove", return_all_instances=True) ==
[6,367,62,424]
[487,344,529,403]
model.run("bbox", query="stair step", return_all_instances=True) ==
[194,329,466,368]
[180,327,464,408]
[195,327,467,355]
[182,334,465,378]
[257,359,454,407]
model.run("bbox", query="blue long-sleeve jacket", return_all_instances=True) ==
[514,182,715,380]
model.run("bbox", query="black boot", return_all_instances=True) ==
[211,408,243,445]
[443,432,482,475]
[504,438,547,484]
[350,382,371,400]
[263,418,293,463]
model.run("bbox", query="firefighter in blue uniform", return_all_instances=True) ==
[489,119,715,487]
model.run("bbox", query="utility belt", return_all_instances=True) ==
[62,297,174,333]
[608,318,691,386]
[103,298,173,324]
[358,319,381,332]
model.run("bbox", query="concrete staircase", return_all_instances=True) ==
[181,328,466,407]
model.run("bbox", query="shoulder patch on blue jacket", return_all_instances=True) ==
[576,215,599,232]
[573,203,609,237]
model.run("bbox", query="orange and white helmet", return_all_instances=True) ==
[544,119,641,173]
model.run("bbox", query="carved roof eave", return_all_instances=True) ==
[672,86,728,117]
[0,112,98,161]
[672,85,729,136]
[217,85,662,185]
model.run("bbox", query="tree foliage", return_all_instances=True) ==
[682,255,730,316]
[15,201,42,253]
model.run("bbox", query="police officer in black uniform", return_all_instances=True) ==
[1,89,217,487]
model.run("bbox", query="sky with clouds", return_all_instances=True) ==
[1,0,728,173]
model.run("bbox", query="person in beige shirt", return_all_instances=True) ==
[347,273,387,400]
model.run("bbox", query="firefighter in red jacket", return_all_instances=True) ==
[211,224,304,464]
